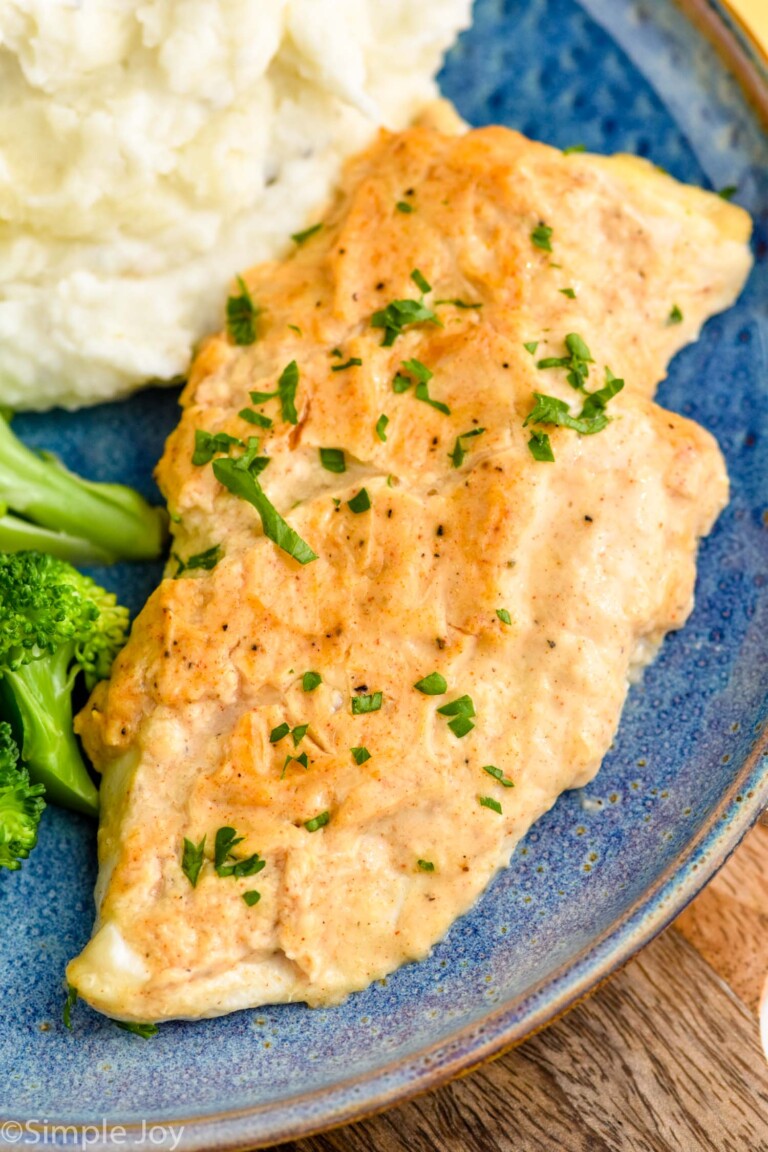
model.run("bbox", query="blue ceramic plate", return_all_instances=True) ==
[2,1,767,1148]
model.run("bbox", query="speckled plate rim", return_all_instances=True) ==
[12,3,767,1149]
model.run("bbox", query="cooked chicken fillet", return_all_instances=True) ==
[68,124,751,1022]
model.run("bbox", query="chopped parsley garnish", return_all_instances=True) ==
[292,222,323,245]
[496,609,512,625]
[213,457,317,564]
[192,430,243,466]
[63,985,78,1031]
[238,409,273,428]
[437,694,475,738]
[559,287,577,299]
[270,722,290,744]
[302,671,322,692]
[537,333,594,391]
[330,348,343,359]
[417,859,435,872]
[352,692,383,714]
[524,341,540,355]
[304,810,330,832]
[181,835,206,888]
[249,360,299,425]
[478,795,502,814]
[214,826,265,879]
[288,324,302,335]
[531,223,553,252]
[348,488,371,514]
[283,751,309,774]
[319,447,346,473]
[411,268,431,294]
[393,357,432,393]
[415,381,450,416]
[174,544,222,577]
[371,270,440,345]
[563,143,586,154]
[291,723,309,746]
[414,671,447,695]
[434,298,483,309]
[226,276,260,346]
[242,890,261,906]
[375,414,389,442]
[718,185,738,200]
[667,304,684,325]
[449,427,485,468]
[528,431,554,462]
[482,764,514,788]
[396,200,415,213]
[351,746,371,764]
[524,374,624,439]
[117,1022,159,1039]
[331,357,362,372]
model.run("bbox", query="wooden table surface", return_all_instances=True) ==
[275,823,768,1152]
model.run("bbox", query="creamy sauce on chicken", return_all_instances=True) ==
[67,123,751,1022]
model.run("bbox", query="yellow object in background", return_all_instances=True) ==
[727,0,768,53]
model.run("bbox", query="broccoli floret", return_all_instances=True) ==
[0,551,130,816]
[0,720,45,871]
[0,412,167,564]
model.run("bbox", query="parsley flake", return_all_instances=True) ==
[302,671,322,692]
[192,430,243,466]
[437,694,476,738]
[372,298,440,346]
[283,751,309,775]
[449,427,485,468]
[537,333,594,391]
[304,811,330,832]
[270,722,290,744]
[563,143,587,155]
[524,341,540,355]
[292,222,323,245]
[239,409,273,428]
[319,447,346,474]
[375,414,389,442]
[351,746,371,765]
[559,287,577,299]
[434,298,483,309]
[63,985,78,1031]
[667,304,684,325]
[417,859,435,872]
[531,223,553,252]
[249,360,299,425]
[347,488,371,514]
[718,185,738,201]
[414,671,447,695]
[182,835,206,887]
[482,764,514,788]
[174,544,222,577]
[213,458,317,564]
[528,431,555,462]
[478,795,503,814]
[331,357,362,372]
[117,1022,158,1039]
[411,268,431,294]
[396,200,415,213]
[291,723,309,746]
[352,692,383,714]
[496,609,512,625]
[242,890,261,906]
[226,276,260,345]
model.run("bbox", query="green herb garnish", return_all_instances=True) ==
[718,185,738,201]
[319,448,346,474]
[347,488,371,514]
[238,409,273,428]
[531,223,553,252]
[242,890,261,906]
[63,985,78,1031]
[478,795,502,814]
[524,341,540,355]
[226,276,260,346]
[527,431,554,462]
[117,1022,159,1039]
[496,609,511,625]
[417,859,435,872]
[292,222,323,245]
[667,304,684,325]
[351,746,371,764]
[563,143,586,155]
[270,722,290,744]
[537,333,594,391]
[396,200,415,214]
[352,692,383,714]
[414,672,447,695]
[304,811,330,832]
[192,430,243,466]
[375,414,389,442]
[182,835,206,888]
[449,427,485,468]
[434,298,483,309]
[331,357,362,372]
[437,694,475,738]
[482,764,514,788]
[213,458,317,565]
[559,287,577,299]
[302,671,322,692]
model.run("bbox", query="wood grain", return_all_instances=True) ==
[272,827,768,1152]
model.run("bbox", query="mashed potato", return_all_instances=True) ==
[0,0,471,410]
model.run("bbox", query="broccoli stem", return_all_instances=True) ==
[0,416,166,562]
[0,511,114,566]
[0,645,99,816]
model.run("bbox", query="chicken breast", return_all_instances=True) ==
[67,124,751,1022]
